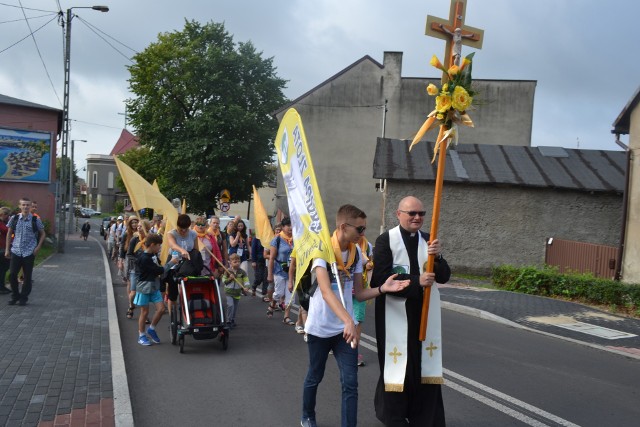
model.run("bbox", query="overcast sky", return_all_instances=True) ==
[1,0,637,174]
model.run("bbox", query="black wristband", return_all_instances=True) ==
[378,285,384,295]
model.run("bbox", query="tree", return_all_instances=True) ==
[114,146,162,192]
[126,20,288,213]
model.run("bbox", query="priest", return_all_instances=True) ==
[371,196,451,426]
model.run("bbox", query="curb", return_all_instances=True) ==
[95,236,134,426]
[441,301,640,361]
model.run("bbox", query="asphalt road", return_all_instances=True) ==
[89,219,640,426]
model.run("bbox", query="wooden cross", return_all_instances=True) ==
[418,0,485,342]
[388,346,403,364]
[425,342,439,357]
[426,0,484,70]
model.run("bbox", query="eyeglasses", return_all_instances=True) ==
[345,223,366,234]
[399,210,427,217]
[195,222,207,227]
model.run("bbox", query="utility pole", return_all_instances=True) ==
[57,5,109,252]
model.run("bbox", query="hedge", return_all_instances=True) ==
[492,265,640,315]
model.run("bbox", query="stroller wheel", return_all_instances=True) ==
[179,335,185,353]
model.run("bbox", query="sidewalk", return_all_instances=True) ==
[0,234,131,427]
[440,280,640,359]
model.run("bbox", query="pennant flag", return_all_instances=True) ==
[181,198,187,214]
[114,156,178,264]
[274,108,336,293]
[252,185,274,245]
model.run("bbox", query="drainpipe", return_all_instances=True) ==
[614,134,630,281]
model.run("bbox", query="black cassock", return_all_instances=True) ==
[371,226,451,426]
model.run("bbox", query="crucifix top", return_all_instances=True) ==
[426,0,484,70]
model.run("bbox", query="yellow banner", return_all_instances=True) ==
[274,109,335,289]
[114,156,178,264]
[252,185,275,245]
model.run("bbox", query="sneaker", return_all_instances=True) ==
[301,418,317,427]
[147,328,161,344]
[357,354,366,367]
[138,335,152,346]
[7,299,17,306]
[18,300,27,306]
[295,325,305,334]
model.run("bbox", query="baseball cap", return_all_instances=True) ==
[117,215,123,220]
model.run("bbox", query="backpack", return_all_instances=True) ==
[7,214,39,237]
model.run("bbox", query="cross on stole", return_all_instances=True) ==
[389,346,403,364]
[425,342,439,357]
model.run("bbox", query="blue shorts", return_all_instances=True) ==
[134,290,163,306]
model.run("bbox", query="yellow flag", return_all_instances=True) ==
[114,156,178,264]
[181,198,187,214]
[252,185,274,245]
[274,108,335,290]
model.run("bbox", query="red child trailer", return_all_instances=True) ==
[170,275,229,353]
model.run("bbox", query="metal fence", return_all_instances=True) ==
[544,238,618,279]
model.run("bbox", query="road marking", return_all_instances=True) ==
[551,322,636,339]
[359,332,580,426]
[527,316,636,339]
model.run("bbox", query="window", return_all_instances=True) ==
[108,172,114,189]
[92,171,98,188]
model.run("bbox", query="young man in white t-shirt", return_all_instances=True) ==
[301,204,409,427]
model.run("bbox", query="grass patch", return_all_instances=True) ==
[35,240,55,265]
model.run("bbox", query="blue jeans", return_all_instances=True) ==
[302,333,358,427]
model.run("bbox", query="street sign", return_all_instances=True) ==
[220,202,230,212]
[220,189,231,203]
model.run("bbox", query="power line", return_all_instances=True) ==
[76,16,137,54]
[0,1,56,13]
[0,12,56,25]
[0,13,58,55]
[75,17,136,63]
[17,0,62,107]
[71,118,124,130]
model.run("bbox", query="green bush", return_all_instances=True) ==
[114,201,124,215]
[492,265,640,314]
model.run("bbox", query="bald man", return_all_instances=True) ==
[370,196,451,426]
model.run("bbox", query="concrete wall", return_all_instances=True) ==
[276,51,536,241]
[382,181,622,275]
[0,104,60,232]
[622,104,640,283]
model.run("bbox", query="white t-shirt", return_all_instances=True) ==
[305,246,363,338]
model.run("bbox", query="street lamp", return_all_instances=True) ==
[69,139,87,234]
[58,5,109,251]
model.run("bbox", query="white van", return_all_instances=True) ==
[217,216,252,235]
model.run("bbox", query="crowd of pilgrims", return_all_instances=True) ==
[104,213,372,365]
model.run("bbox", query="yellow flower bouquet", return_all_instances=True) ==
[410,52,476,161]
